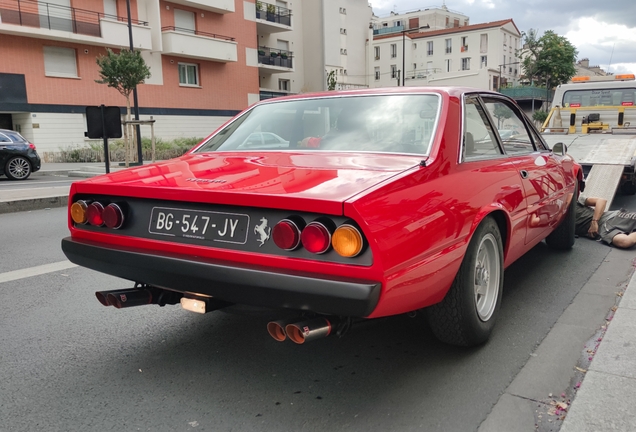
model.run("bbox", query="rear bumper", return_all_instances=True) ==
[61,237,381,317]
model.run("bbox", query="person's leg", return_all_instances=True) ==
[611,232,636,248]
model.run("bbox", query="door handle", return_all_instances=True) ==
[519,170,529,179]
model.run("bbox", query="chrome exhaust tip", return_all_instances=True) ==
[285,317,337,344]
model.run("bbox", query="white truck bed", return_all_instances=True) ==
[542,132,636,207]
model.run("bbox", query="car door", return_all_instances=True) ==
[462,95,529,264]
[481,95,568,244]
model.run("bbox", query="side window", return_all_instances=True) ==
[482,98,535,155]
[463,96,503,161]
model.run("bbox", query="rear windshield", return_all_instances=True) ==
[0,130,27,144]
[562,87,636,107]
[195,94,441,156]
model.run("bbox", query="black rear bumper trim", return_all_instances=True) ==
[61,237,381,317]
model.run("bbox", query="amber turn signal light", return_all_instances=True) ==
[70,200,89,224]
[332,224,364,257]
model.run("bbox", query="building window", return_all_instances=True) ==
[174,9,195,34]
[445,38,452,54]
[390,64,397,78]
[445,16,449,27]
[339,7,346,14]
[374,67,380,80]
[340,28,347,35]
[453,18,459,27]
[340,48,348,55]
[461,36,468,51]
[461,57,470,70]
[480,34,488,53]
[43,46,78,78]
[178,63,199,86]
[374,46,380,60]
[390,44,397,58]
[279,79,290,91]
[445,59,451,72]
[427,41,433,56]
[480,56,487,68]
[394,20,402,27]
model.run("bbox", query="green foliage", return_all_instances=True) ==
[95,49,151,100]
[532,110,549,124]
[492,104,513,128]
[521,29,577,88]
[256,1,263,11]
[266,3,275,13]
[62,137,202,162]
[326,70,337,91]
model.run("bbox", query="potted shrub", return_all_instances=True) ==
[270,51,279,58]
[280,52,288,59]
[258,49,266,56]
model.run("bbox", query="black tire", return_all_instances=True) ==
[545,182,578,249]
[620,181,636,196]
[426,216,504,347]
[5,156,32,180]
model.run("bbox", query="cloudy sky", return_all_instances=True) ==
[370,0,636,75]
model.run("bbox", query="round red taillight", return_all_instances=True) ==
[86,202,105,226]
[273,219,302,250]
[103,203,125,229]
[301,222,331,254]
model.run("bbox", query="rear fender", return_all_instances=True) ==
[468,205,510,261]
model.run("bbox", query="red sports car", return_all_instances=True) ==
[62,88,582,347]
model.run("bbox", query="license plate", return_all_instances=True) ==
[148,207,250,244]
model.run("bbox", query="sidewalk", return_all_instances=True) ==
[2,163,636,431]
[0,162,134,214]
[559,270,636,431]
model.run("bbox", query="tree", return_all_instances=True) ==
[96,48,151,165]
[492,104,512,128]
[521,30,577,91]
[326,70,337,91]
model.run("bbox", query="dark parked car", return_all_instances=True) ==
[0,129,41,180]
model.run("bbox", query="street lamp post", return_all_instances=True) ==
[401,24,430,86]
[126,0,143,165]
[497,61,522,92]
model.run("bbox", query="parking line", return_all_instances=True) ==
[0,260,78,284]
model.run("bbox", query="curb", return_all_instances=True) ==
[0,195,69,214]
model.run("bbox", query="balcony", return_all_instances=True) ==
[161,27,237,62]
[166,0,234,14]
[0,0,151,49]
[257,46,293,72]
[255,1,291,33]
[373,25,404,36]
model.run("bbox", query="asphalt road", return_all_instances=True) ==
[0,175,74,192]
[0,196,634,432]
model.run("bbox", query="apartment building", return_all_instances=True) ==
[371,5,469,35]
[0,0,372,155]
[370,18,521,91]
[0,0,259,154]
[256,0,371,99]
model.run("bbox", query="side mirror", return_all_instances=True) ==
[552,142,567,156]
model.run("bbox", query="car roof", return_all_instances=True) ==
[256,86,499,105]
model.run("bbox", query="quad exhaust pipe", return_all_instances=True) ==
[267,316,342,344]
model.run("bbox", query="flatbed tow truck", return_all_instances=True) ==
[541,74,636,208]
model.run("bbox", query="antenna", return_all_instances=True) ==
[607,42,615,74]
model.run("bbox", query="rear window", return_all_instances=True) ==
[0,131,28,143]
[563,87,636,107]
[195,94,441,156]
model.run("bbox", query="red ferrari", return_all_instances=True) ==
[62,88,582,346]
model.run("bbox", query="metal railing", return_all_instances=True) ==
[161,26,235,41]
[373,25,404,35]
[0,0,147,37]
[255,1,291,26]
[499,86,552,100]
[257,46,293,68]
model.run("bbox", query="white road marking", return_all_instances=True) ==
[0,260,78,284]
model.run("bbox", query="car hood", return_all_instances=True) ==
[73,152,423,214]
